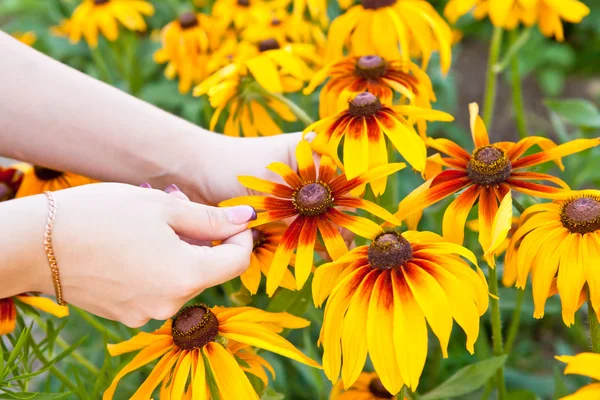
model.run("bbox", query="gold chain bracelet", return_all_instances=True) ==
[43,191,66,306]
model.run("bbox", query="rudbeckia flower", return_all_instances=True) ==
[395,103,600,253]
[103,304,319,399]
[221,141,404,295]
[305,91,453,195]
[0,166,25,201]
[330,371,398,399]
[61,0,154,48]
[15,165,96,198]
[153,12,214,94]
[244,223,297,294]
[12,31,37,46]
[1,295,69,335]
[212,0,273,31]
[304,55,436,124]
[444,0,590,42]
[326,0,453,74]
[289,0,329,27]
[508,193,600,326]
[556,353,600,400]
[314,229,488,393]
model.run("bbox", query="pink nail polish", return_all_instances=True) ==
[139,182,152,188]
[165,184,181,194]
[224,206,257,224]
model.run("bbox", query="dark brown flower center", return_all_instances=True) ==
[560,196,600,234]
[368,232,412,269]
[34,167,64,181]
[178,12,199,29]
[172,305,219,350]
[355,55,387,80]
[466,146,511,186]
[252,229,266,250]
[361,0,396,9]
[293,182,332,216]
[368,378,393,398]
[237,0,250,6]
[258,38,280,52]
[0,183,13,201]
[271,17,282,26]
[94,0,110,4]
[348,92,382,117]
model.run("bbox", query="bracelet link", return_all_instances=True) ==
[43,191,66,306]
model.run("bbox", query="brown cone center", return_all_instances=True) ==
[368,378,393,398]
[94,0,109,4]
[561,196,600,234]
[258,38,280,52]
[237,0,250,6]
[368,232,412,270]
[466,146,511,186]
[172,305,219,350]
[355,55,387,80]
[293,182,332,216]
[348,92,382,117]
[0,183,13,202]
[271,17,282,26]
[361,0,396,9]
[252,229,266,250]
[179,12,199,29]
[34,167,64,181]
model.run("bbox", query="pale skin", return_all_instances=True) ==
[0,32,303,327]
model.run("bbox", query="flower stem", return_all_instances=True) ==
[483,26,504,127]
[508,30,528,139]
[504,288,525,354]
[397,385,406,400]
[268,92,314,127]
[488,266,508,400]
[587,286,600,353]
[74,308,122,343]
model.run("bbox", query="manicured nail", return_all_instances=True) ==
[165,184,181,194]
[224,206,257,224]
[304,131,316,142]
[139,182,152,188]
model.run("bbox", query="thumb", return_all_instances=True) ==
[167,199,256,241]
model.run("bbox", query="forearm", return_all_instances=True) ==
[0,32,218,197]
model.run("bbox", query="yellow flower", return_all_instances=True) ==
[330,371,400,399]
[556,353,600,400]
[509,193,600,326]
[153,12,214,94]
[444,0,590,41]
[305,91,453,195]
[15,164,96,198]
[12,31,37,46]
[212,0,274,31]
[60,0,154,48]
[289,0,329,26]
[326,0,453,74]
[103,304,320,399]
[1,295,69,336]
[314,230,488,393]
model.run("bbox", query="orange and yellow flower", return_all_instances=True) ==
[507,193,600,326]
[59,0,154,48]
[395,103,600,255]
[330,371,398,399]
[12,31,37,46]
[304,55,436,123]
[221,141,404,295]
[556,353,600,400]
[305,91,453,195]
[16,165,96,198]
[103,304,319,399]
[314,229,488,393]
[326,0,453,74]
[1,295,69,336]
[444,0,590,42]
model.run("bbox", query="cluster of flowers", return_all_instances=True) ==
[3,0,599,399]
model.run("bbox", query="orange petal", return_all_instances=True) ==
[237,176,294,198]
[266,217,304,296]
[326,209,382,240]
[442,185,481,245]
[316,217,349,260]
[296,140,317,182]
[267,162,303,189]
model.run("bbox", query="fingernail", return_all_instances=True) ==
[139,182,152,188]
[224,206,257,224]
[165,184,181,194]
[304,131,316,142]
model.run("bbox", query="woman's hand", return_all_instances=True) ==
[1,183,255,327]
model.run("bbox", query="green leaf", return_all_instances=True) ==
[508,390,542,400]
[420,355,508,400]
[6,328,30,368]
[545,99,600,128]
[552,366,570,400]
[0,393,71,400]
[261,388,285,400]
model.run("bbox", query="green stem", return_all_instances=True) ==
[397,385,406,400]
[494,27,532,74]
[267,92,314,127]
[90,46,113,84]
[74,308,121,343]
[483,26,504,127]
[512,198,526,214]
[587,286,600,353]
[488,266,508,400]
[508,30,528,139]
[31,340,78,392]
[504,288,525,354]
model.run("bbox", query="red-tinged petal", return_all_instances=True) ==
[296,140,317,182]
[477,187,499,252]
[237,176,294,198]
[203,343,259,400]
[266,217,305,296]
[332,163,406,195]
[469,103,489,148]
[0,298,16,335]
[312,260,357,307]
[326,208,382,240]
[220,196,295,211]
[509,171,570,189]
[506,179,569,199]
[318,156,338,184]
[267,162,303,189]
[249,209,299,228]
[426,137,471,162]
[506,136,561,168]
[431,169,469,186]
[295,217,318,290]
[343,117,369,180]
[334,197,402,226]
[512,138,600,170]
[442,185,481,245]
[317,217,349,260]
